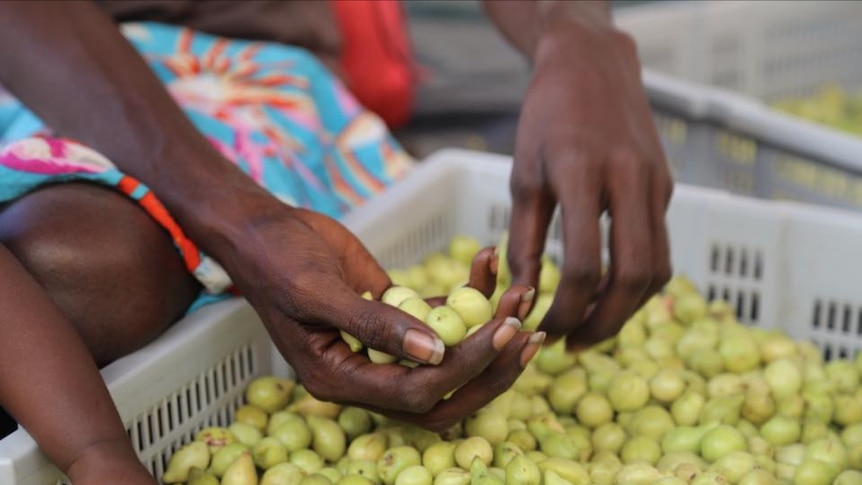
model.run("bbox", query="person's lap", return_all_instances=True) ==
[0,22,414,437]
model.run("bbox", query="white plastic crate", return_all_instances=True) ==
[610,1,862,212]
[615,0,862,100]
[5,149,862,483]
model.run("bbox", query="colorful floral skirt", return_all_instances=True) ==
[0,22,414,311]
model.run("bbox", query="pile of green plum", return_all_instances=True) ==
[161,236,862,485]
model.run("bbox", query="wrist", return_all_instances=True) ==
[146,143,293,260]
[532,4,638,69]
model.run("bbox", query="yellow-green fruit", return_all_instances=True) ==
[523,293,552,331]
[536,339,579,376]
[301,475,333,485]
[254,437,289,470]
[188,468,220,485]
[424,306,467,346]
[834,470,862,485]
[574,392,613,428]
[537,457,590,484]
[507,428,537,453]
[592,422,628,454]
[701,425,747,463]
[234,404,269,432]
[490,441,523,469]
[268,411,303,436]
[405,265,430,291]
[338,475,374,485]
[422,441,457,476]
[454,436,493,469]
[794,458,839,485]
[307,415,347,463]
[607,372,650,412]
[424,254,469,291]
[381,286,421,307]
[469,457,504,485]
[162,441,211,484]
[259,462,307,485]
[650,369,687,404]
[464,410,508,445]
[341,331,363,353]
[230,422,263,447]
[289,449,325,474]
[398,297,433,322]
[377,446,422,485]
[367,349,399,364]
[346,460,379,483]
[338,407,373,440]
[548,368,588,414]
[504,455,540,485]
[447,235,481,270]
[287,393,342,419]
[246,376,295,413]
[211,443,251,478]
[394,465,432,485]
[195,427,238,455]
[348,433,388,462]
[222,451,258,485]
[271,416,313,452]
[538,258,562,294]
[432,468,469,485]
[316,468,343,484]
[621,436,662,465]
[613,463,663,485]
[709,451,756,483]
[445,287,493,328]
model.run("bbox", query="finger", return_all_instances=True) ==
[566,157,654,348]
[537,157,603,340]
[375,331,545,433]
[507,161,556,293]
[467,246,499,298]
[494,284,535,321]
[638,172,673,309]
[313,316,524,414]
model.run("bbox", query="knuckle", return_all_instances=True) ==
[562,261,601,290]
[509,173,544,203]
[399,385,437,414]
[345,308,390,350]
[615,266,652,294]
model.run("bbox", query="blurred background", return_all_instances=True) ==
[396,0,672,157]
[397,0,862,157]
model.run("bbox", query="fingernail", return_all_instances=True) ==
[518,287,536,320]
[492,317,521,350]
[520,331,546,367]
[403,329,445,365]
[489,247,499,275]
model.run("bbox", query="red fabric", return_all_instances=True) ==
[332,0,415,129]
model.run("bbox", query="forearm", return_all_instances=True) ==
[0,1,279,257]
[481,0,615,60]
[0,245,135,475]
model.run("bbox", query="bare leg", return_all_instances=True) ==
[0,183,200,483]
[0,182,200,366]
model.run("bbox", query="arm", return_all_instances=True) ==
[481,0,674,347]
[0,244,156,484]
[0,1,537,435]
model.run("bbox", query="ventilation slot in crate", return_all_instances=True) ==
[810,300,862,360]
[125,344,256,479]
[381,211,451,269]
[706,244,765,325]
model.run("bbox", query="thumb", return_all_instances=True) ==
[313,281,446,366]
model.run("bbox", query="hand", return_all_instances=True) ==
[224,207,542,432]
[507,19,673,349]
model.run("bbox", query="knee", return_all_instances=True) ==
[0,184,200,366]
